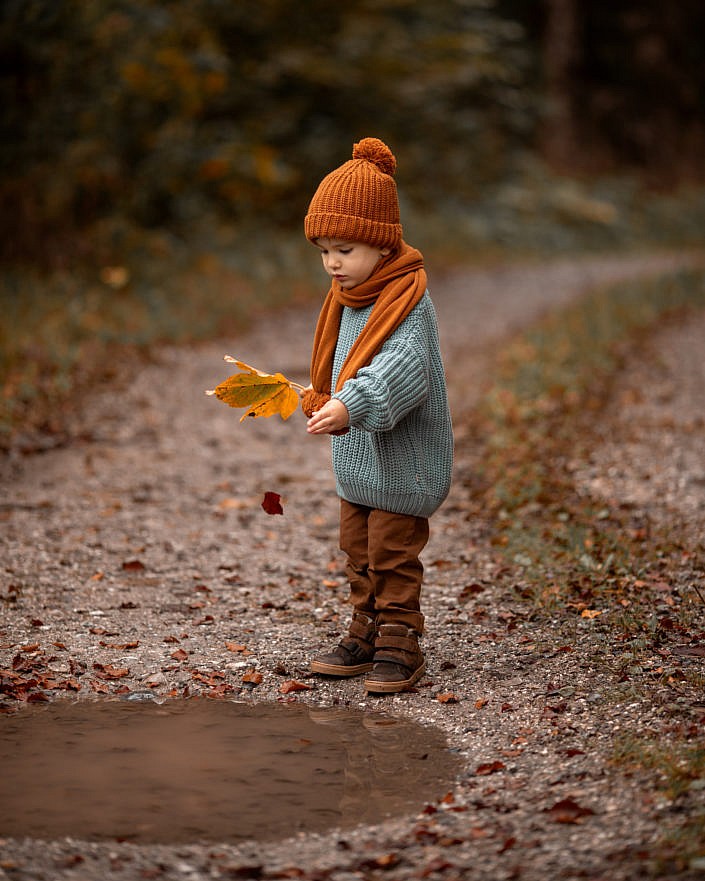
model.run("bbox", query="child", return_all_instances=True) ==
[300,137,453,694]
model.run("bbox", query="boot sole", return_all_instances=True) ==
[311,660,374,677]
[363,660,427,694]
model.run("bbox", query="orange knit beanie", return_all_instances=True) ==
[304,137,403,250]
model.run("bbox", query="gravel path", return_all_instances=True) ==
[1,250,703,881]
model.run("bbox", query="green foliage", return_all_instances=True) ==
[612,735,705,873]
[0,0,533,265]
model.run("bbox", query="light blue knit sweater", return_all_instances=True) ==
[331,292,453,518]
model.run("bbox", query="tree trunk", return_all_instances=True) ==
[541,0,580,169]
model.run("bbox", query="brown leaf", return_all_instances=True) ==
[171,649,189,662]
[225,642,248,653]
[242,670,263,685]
[475,760,506,776]
[122,559,146,571]
[90,680,110,693]
[92,663,130,680]
[192,671,226,687]
[279,680,312,694]
[358,854,399,871]
[545,797,594,824]
[437,692,460,704]
[262,492,284,515]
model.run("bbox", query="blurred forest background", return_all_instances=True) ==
[1,0,705,442]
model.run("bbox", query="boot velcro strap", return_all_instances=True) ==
[339,638,371,661]
[348,616,374,640]
[375,633,418,652]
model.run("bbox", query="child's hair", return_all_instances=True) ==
[304,137,402,250]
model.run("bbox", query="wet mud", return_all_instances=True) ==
[0,698,460,843]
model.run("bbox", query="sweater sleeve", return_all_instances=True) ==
[334,326,430,433]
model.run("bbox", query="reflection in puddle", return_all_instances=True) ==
[0,699,460,843]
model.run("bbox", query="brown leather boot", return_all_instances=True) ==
[311,612,376,677]
[363,624,426,694]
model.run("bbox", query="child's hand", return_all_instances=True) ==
[307,398,350,436]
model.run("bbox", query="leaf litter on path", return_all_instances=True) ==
[0,251,704,880]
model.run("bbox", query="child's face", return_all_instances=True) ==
[315,238,390,290]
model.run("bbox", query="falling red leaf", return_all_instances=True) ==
[262,491,284,515]
[545,797,594,824]
[279,680,312,694]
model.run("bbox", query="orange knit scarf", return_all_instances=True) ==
[308,242,426,405]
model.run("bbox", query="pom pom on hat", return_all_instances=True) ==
[352,137,397,176]
[304,137,403,250]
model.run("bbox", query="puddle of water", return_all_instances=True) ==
[0,699,460,843]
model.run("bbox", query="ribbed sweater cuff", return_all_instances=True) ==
[334,385,368,427]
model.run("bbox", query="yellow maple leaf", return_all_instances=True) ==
[206,356,304,422]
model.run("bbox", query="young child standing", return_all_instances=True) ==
[300,137,453,694]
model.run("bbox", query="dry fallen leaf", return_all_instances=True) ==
[121,559,146,572]
[581,609,603,619]
[206,356,303,422]
[242,670,263,685]
[545,797,594,824]
[475,760,506,776]
[279,680,313,694]
[92,663,130,680]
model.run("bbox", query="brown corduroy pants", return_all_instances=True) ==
[339,499,429,634]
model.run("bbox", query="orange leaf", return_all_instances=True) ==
[580,609,603,619]
[279,680,312,694]
[207,357,301,422]
[242,670,263,685]
[437,692,459,704]
[475,760,506,776]
[92,663,130,680]
[225,642,248,653]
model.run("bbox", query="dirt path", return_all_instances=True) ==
[1,250,704,881]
